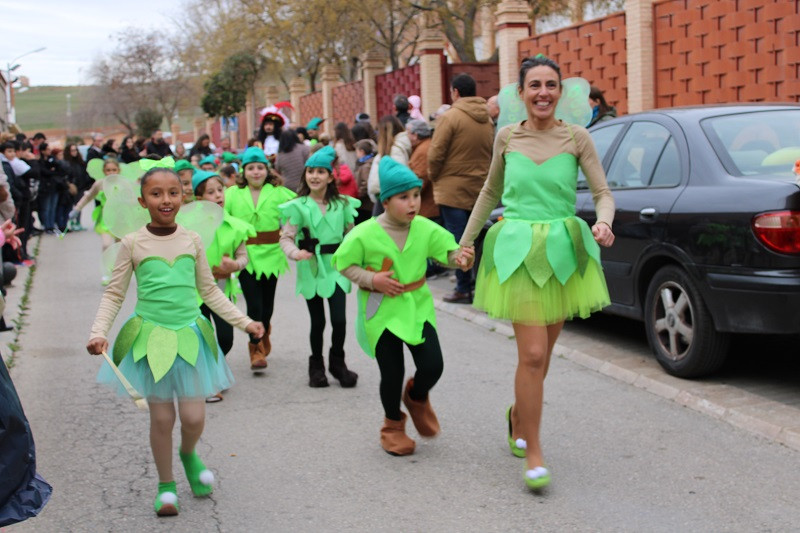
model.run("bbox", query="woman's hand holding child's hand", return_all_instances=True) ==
[592,222,615,247]
[246,321,266,340]
[456,246,475,271]
[86,337,108,355]
[212,255,239,278]
[294,250,313,261]
[373,271,404,296]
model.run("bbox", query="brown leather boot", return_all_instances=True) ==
[402,378,440,437]
[380,412,415,456]
[249,341,267,371]
[260,325,272,357]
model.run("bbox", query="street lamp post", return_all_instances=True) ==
[4,47,46,127]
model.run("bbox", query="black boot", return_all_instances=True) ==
[328,349,358,388]
[308,355,329,388]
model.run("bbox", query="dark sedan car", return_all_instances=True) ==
[479,104,800,378]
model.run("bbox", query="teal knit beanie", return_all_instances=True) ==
[379,157,422,202]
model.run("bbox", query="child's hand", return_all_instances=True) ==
[86,337,108,355]
[294,250,313,261]
[0,219,21,241]
[372,270,404,296]
[456,246,475,271]
[592,222,615,247]
[246,321,266,340]
[219,255,239,272]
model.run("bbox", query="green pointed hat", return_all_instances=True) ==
[379,157,422,202]
[306,117,324,130]
[198,154,217,166]
[221,151,238,163]
[240,146,269,168]
[192,169,221,194]
[174,159,194,173]
[305,145,336,171]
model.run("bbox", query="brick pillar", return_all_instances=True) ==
[321,65,342,136]
[360,50,386,126]
[626,0,655,112]
[170,122,180,148]
[266,85,280,107]
[289,77,307,127]
[419,29,446,121]
[245,96,254,141]
[480,6,496,61]
[205,117,215,142]
[495,0,531,88]
[192,117,203,142]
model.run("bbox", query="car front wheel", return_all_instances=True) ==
[644,265,729,378]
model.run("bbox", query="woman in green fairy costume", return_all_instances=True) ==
[332,157,473,457]
[279,145,360,388]
[458,56,616,490]
[224,147,296,371]
[86,167,265,516]
[193,169,256,402]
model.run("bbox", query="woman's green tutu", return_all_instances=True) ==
[474,217,610,325]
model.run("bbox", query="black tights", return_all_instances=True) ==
[374,322,443,421]
[306,286,347,358]
[239,270,278,342]
[200,304,233,356]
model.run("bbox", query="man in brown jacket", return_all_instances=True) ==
[427,73,494,303]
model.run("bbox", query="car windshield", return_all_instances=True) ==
[702,110,800,177]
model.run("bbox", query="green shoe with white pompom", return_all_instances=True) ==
[154,481,179,516]
[180,449,214,496]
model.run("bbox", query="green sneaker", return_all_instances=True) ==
[154,481,179,516]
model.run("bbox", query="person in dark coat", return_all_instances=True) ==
[189,134,213,158]
[119,136,140,163]
[144,130,174,158]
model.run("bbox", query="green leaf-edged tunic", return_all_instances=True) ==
[224,184,296,279]
[331,217,458,358]
[279,195,361,299]
[203,212,256,300]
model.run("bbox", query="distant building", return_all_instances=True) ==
[0,71,9,132]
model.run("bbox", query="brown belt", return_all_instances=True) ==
[365,258,427,293]
[247,230,281,245]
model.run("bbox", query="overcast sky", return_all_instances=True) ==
[0,0,182,86]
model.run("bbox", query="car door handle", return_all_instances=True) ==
[639,207,658,222]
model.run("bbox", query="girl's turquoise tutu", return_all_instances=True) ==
[97,322,234,402]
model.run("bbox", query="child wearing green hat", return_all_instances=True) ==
[224,146,296,370]
[193,169,257,401]
[332,157,473,456]
[175,159,196,204]
[199,154,217,171]
[305,117,324,145]
[278,145,361,388]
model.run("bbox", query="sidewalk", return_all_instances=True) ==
[428,277,800,454]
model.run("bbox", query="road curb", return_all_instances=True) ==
[431,286,800,454]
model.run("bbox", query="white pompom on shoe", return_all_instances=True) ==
[199,470,214,486]
[515,438,527,450]
[159,492,178,505]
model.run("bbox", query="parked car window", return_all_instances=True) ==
[702,110,800,176]
[605,122,672,189]
[578,123,624,189]
[649,137,681,187]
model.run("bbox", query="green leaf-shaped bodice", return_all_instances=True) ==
[134,255,201,329]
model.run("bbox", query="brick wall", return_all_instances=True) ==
[445,63,501,102]
[376,64,421,119]
[518,12,628,114]
[654,0,800,107]
[299,92,323,128]
[331,80,365,127]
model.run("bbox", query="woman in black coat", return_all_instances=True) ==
[119,136,140,163]
[189,134,213,158]
[63,143,92,230]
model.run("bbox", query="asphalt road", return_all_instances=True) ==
[8,226,800,532]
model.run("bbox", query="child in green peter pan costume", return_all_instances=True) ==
[198,154,217,171]
[224,147,296,370]
[86,166,265,516]
[193,169,257,401]
[332,157,474,456]
[279,145,360,388]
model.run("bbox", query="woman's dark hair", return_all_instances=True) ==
[334,122,355,151]
[589,86,612,115]
[38,142,49,156]
[295,127,309,141]
[351,122,375,142]
[64,143,85,166]
[519,55,562,89]
[235,162,283,189]
[121,135,134,148]
[101,139,117,153]
[140,168,181,196]
[278,129,299,153]
[197,134,210,147]
[194,175,225,197]
[297,166,344,206]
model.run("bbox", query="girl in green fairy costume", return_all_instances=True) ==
[458,56,616,490]
[279,145,360,388]
[332,157,473,456]
[86,167,265,516]
[224,147,296,371]
[193,169,256,402]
